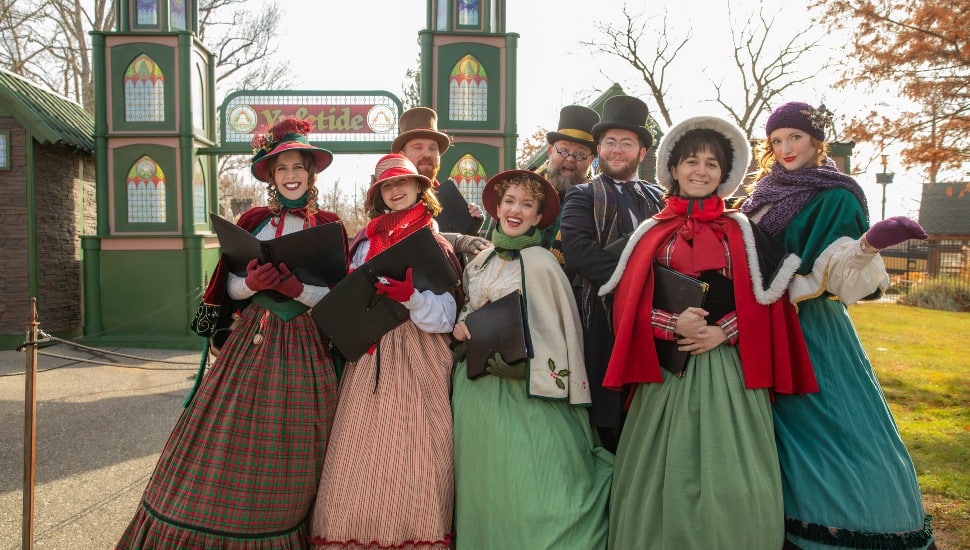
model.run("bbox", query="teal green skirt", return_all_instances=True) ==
[452,360,613,550]
[609,345,783,550]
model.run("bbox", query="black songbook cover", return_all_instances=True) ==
[652,263,710,377]
[434,179,483,236]
[209,213,348,287]
[312,226,459,362]
[464,291,533,380]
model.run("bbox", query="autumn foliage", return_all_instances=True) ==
[812,0,970,183]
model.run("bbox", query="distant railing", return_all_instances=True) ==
[879,238,970,300]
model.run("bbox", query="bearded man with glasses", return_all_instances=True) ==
[560,95,664,453]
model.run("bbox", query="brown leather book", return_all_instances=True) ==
[311,227,459,362]
[464,291,533,380]
[652,263,709,377]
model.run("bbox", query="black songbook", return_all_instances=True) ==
[464,291,533,380]
[653,263,710,377]
[209,212,348,287]
[312,227,459,362]
[434,179,483,235]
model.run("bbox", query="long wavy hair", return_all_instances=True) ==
[365,178,442,219]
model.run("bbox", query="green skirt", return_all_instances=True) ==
[452,360,613,550]
[609,345,783,550]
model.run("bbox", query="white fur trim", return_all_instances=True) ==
[655,116,752,198]
[728,213,800,305]
[599,218,659,295]
[600,213,802,306]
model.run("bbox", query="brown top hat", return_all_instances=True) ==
[481,170,560,230]
[391,107,452,154]
[591,95,654,149]
[547,105,599,150]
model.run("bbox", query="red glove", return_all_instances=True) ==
[245,259,280,291]
[865,216,928,249]
[274,263,305,299]
[375,268,416,303]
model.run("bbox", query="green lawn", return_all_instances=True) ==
[848,302,969,549]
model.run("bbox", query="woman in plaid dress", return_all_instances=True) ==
[117,117,346,549]
[310,154,462,550]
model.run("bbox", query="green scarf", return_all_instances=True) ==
[489,226,543,261]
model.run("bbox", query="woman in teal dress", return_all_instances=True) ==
[451,170,612,549]
[602,116,818,549]
[742,102,934,549]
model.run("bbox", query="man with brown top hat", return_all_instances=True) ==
[560,95,664,453]
[393,106,490,257]
[484,105,599,269]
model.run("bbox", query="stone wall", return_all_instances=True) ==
[0,116,95,335]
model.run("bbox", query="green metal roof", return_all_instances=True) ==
[0,68,94,153]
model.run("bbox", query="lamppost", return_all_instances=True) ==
[875,154,895,221]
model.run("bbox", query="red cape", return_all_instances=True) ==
[604,214,817,396]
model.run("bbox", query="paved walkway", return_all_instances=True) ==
[0,342,201,549]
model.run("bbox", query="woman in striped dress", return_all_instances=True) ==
[117,117,346,549]
[310,154,462,550]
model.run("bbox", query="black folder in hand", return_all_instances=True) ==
[311,226,459,362]
[434,179,483,236]
[464,291,533,380]
[652,263,710,377]
[210,212,348,287]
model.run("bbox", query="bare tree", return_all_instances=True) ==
[583,4,825,134]
[198,0,293,91]
[713,6,823,136]
[581,6,688,128]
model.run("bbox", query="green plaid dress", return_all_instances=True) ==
[117,303,339,549]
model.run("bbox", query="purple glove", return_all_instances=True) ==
[865,216,928,249]
[245,259,280,291]
[274,263,305,299]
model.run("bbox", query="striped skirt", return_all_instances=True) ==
[116,305,339,549]
[310,321,454,550]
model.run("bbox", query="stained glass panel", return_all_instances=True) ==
[170,0,187,30]
[192,62,205,129]
[136,0,158,26]
[458,0,480,26]
[127,156,167,223]
[449,55,488,122]
[124,54,165,122]
[193,160,206,224]
[449,153,488,206]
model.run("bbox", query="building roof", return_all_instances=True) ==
[918,181,970,236]
[0,68,94,153]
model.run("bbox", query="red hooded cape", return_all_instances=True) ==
[604,213,817,396]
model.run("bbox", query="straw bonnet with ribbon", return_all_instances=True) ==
[391,107,452,154]
[655,115,752,199]
[591,95,654,149]
[482,169,560,230]
[366,154,434,206]
[547,105,599,150]
[250,117,334,182]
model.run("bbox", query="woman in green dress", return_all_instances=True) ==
[742,101,933,549]
[451,170,612,549]
[603,116,818,549]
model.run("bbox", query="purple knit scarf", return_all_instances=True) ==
[741,158,869,238]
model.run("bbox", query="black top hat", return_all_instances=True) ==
[546,105,599,150]
[591,95,654,149]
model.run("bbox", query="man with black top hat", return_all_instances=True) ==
[393,106,490,257]
[560,95,664,453]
